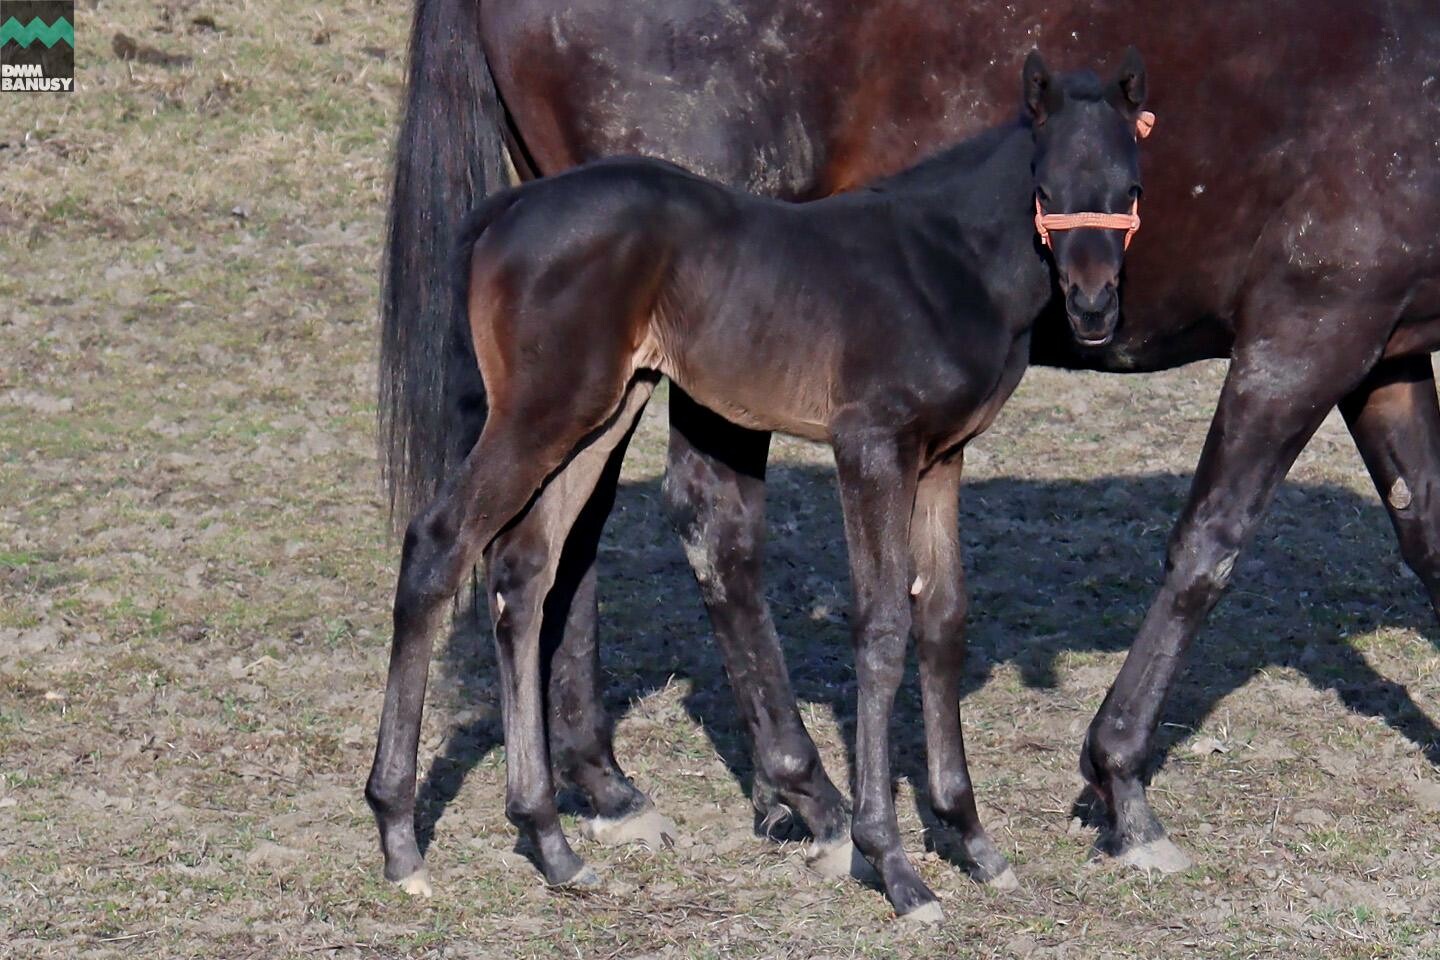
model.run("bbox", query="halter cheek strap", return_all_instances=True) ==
[1034,110,1154,252]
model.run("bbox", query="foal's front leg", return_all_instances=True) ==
[832,426,940,922]
[909,454,1017,890]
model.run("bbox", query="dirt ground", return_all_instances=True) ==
[4,3,1440,958]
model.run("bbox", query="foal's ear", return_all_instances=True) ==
[1023,50,1059,126]
[1109,46,1147,115]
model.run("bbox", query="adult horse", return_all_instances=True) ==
[377,0,1440,875]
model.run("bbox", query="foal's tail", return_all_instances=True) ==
[450,188,523,319]
[379,0,510,529]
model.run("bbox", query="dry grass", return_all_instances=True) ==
[3,2,1440,957]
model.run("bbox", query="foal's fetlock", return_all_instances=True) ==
[882,855,942,924]
[961,832,1018,890]
[366,786,428,888]
[539,844,597,887]
[508,804,596,886]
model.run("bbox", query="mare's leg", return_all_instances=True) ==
[909,453,1016,890]
[484,379,658,884]
[1340,354,1440,618]
[662,389,852,860]
[832,425,939,921]
[1081,298,1389,871]
[366,348,639,893]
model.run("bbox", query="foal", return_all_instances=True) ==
[368,51,1151,921]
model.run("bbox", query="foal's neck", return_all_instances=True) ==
[929,125,1040,253]
[885,124,1052,321]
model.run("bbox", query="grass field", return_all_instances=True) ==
[4,2,1440,957]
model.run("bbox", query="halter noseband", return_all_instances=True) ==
[1034,110,1155,252]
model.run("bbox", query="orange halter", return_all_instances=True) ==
[1034,110,1155,252]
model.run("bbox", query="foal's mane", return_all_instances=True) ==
[863,122,1024,195]
[864,69,1110,196]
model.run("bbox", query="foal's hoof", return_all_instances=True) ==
[898,900,945,925]
[580,807,677,850]
[963,836,1019,891]
[982,865,1020,891]
[551,864,602,889]
[805,839,879,884]
[394,867,433,898]
[1117,836,1192,875]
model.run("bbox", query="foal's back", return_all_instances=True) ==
[466,154,1031,444]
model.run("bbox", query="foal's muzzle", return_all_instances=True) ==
[1065,282,1119,346]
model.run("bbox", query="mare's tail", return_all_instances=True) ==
[379,0,511,527]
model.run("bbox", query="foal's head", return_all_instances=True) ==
[1024,49,1149,347]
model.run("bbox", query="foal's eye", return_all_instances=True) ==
[1036,186,1052,204]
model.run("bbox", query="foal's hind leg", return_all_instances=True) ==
[909,453,1017,891]
[542,496,677,849]
[484,378,658,884]
[832,425,940,922]
[366,364,638,894]
[1340,354,1440,619]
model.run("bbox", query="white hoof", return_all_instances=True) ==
[986,866,1020,892]
[396,867,433,898]
[805,839,879,883]
[900,900,945,925]
[580,808,677,850]
[1119,836,1192,874]
[553,865,600,888]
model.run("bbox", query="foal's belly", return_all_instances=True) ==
[636,306,1029,452]
[639,326,835,440]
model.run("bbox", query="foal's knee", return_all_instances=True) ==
[913,584,968,663]
[853,607,912,692]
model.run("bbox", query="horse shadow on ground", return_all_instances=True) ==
[414,466,1440,860]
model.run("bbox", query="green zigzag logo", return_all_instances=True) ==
[0,16,74,49]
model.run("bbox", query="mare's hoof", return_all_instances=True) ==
[394,867,433,898]
[1117,836,1192,874]
[805,839,879,884]
[580,808,677,850]
[898,900,945,925]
